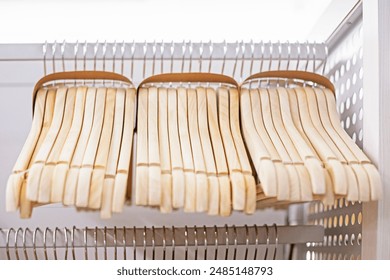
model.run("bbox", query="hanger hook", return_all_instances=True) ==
[221,40,227,74]
[172,226,176,260]
[71,226,76,260]
[82,41,88,71]
[267,41,273,86]
[264,224,269,260]
[61,40,66,72]
[53,227,60,260]
[123,226,127,260]
[214,225,219,260]
[272,224,278,260]
[83,227,88,260]
[43,227,49,260]
[188,41,193,73]
[194,226,198,260]
[94,227,98,260]
[199,41,204,72]
[286,41,291,71]
[244,225,249,260]
[249,40,255,75]
[133,226,137,260]
[51,40,57,74]
[203,225,208,260]
[232,225,238,260]
[180,40,186,73]
[43,41,48,76]
[151,226,156,260]
[160,40,164,74]
[224,224,229,260]
[142,41,147,80]
[296,41,301,71]
[93,41,99,72]
[33,228,40,260]
[74,41,79,72]
[103,41,108,72]
[14,228,23,260]
[240,40,246,82]
[112,41,117,73]
[63,228,69,261]
[312,42,317,73]
[152,40,157,76]
[184,226,189,260]
[253,224,259,260]
[170,41,175,73]
[208,40,213,73]
[120,41,125,76]
[103,227,107,260]
[277,41,282,71]
[6,228,15,260]
[143,226,147,260]
[22,227,31,260]
[114,226,118,260]
[322,43,328,76]
[130,41,136,81]
[162,226,167,260]
[259,40,265,72]
[305,41,310,72]
[232,40,240,79]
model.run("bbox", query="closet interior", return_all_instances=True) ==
[0,1,386,260]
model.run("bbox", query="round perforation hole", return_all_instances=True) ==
[344,214,349,226]
[333,216,338,228]
[340,120,345,129]
[359,88,363,100]
[359,108,363,120]
[359,67,363,79]
[352,54,357,65]
[345,116,351,129]
[340,102,345,114]
[359,129,363,141]
[357,233,362,246]
[351,213,356,225]
[339,215,343,227]
[352,73,357,85]
[346,98,351,110]
[351,234,356,246]
[341,64,345,76]
[358,212,362,224]
[328,217,332,229]
[352,113,357,125]
[352,132,357,142]
[344,234,349,246]
[352,92,357,104]
[346,60,351,71]
[338,234,343,246]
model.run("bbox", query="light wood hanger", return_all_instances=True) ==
[249,87,288,201]
[167,88,185,209]
[240,88,277,199]
[322,88,382,200]
[135,88,149,206]
[228,87,257,213]
[311,88,360,201]
[196,87,219,215]
[294,87,347,196]
[51,87,87,202]
[207,87,231,216]
[157,87,172,213]
[20,89,56,218]
[267,87,313,201]
[63,87,97,206]
[37,87,77,203]
[100,88,126,218]
[112,87,136,213]
[88,88,116,209]
[27,87,67,202]
[147,87,162,206]
[177,87,196,212]
[6,89,47,212]
[276,87,325,197]
[258,88,293,201]
[188,88,208,212]
[75,87,107,207]
[218,87,246,211]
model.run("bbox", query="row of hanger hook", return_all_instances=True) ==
[42,41,328,82]
[1,225,279,260]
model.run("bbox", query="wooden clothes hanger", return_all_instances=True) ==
[6,89,48,212]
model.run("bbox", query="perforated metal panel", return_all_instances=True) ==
[307,16,364,260]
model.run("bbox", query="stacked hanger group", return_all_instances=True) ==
[6,71,136,218]
[135,73,257,216]
[241,71,382,206]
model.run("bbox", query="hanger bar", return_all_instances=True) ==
[0,42,327,61]
[0,225,323,249]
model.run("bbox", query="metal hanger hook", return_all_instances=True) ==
[52,40,57,73]
[43,41,48,75]
[264,224,270,260]
[208,40,213,73]
[272,224,279,260]
[61,40,66,72]
[74,40,79,72]
[184,226,189,260]
[14,228,23,260]
[22,227,31,260]
[6,228,15,260]
[214,225,219,260]
[203,225,208,260]
[224,224,229,260]
[152,40,157,76]
[221,40,227,75]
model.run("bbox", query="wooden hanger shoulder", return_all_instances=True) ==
[187,88,208,212]
[167,88,185,209]
[75,87,107,208]
[177,87,196,212]
[206,87,231,216]
[51,87,87,202]
[157,87,172,213]
[112,87,136,213]
[196,87,219,215]
[239,88,277,198]
[88,88,116,209]
[101,88,126,218]
[228,87,256,214]
[63,87,97,206]
[27,87,67,202]
[6,89,47,212]
[217,86,245,211]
